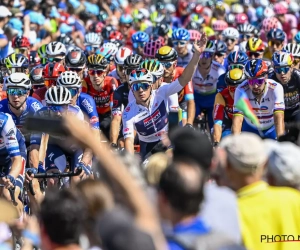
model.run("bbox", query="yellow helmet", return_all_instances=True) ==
[225,68,246,86]
[246,38,265,52]
[87,54,109,70]
[155,46,178,61]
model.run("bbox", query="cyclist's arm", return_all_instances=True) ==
[2,116,22,178]
[123,107,135,154]
[273,84,285,137]
[232,88,244,134]
[110,115,122,144]
[213,93,225,142]
[184,81,195,125]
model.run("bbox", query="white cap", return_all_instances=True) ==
[0,6,12,18]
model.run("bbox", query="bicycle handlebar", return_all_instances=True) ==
[28,167,83,179]
[0,184,18,206]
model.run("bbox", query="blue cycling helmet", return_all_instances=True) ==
[131,31,150,43]
[215,40,227,54]
[294,31,300,44]
[172,28,190,41]
[267,28,285,42]
[227,50,248,65]
[120,14,133,24]
[244,59,268,78]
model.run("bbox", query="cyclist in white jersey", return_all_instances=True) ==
[232,59,285,139]
[123,34,208,160]
[192,40,226,128]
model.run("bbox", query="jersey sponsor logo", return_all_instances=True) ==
[125,106,130,112]
[0,119,4,127]
[143,109,161,127]
[124,128,129,132]
[81,99,94,113]
[6,129,16,140]
[48,152,54,161]
[90,116,99,124]
[94,96,110,105]
[262,97,270,102]
[10,149,19,154]
[31,102,42,112]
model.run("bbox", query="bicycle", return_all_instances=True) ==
[193,109,212,142]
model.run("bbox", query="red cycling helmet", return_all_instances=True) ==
[12,36,30,49]
[43,63,66,87]
[88,22,104,34]
[194,4,204,14]
[109,31,124,41]
[235,13,248,25]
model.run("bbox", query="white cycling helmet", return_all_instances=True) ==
[102,42,118,55]
[45,86,71,105]
[128,69,153,85]
[114,47,133,65]
[84,32,102,46]
[284,43,300,58]
[46,42,66,57]
[56,71,82,89]
[6,73,31,90]
[239,41,247,52]
[222,27,240,40]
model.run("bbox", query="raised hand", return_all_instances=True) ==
[193,32,208,54]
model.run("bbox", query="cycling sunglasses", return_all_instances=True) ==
[228,85,237,92]
[7,88,28,96]
[239,34,252,40]
[228,64,244,70]
[117,65,125,72]
[68,88,79,97]
[68,68,83,72]
[173,40,188,47]
[10,67,27,73]
[215,52,225,57]
[131,82,151,91]
[86,45,100,52]
[48,105,68,113]
[125,68,137,75]
[200,52,213,59]
[48,57,63,63]
[268,40,282,47]
[274,66,290,74]
[224,37,236,43]
[133,42,147,49]
[89,69,106,76]
[161,61,176,69]
[246,51,262,58]
[248,78,265,86]
[15,48,29,54]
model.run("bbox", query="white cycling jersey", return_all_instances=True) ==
[123,79,182,143]
[128,82,179,112]
[234,79,285,130]
[192,61,225,95]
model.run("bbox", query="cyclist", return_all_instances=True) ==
[30,86,87,187]
[270,50,300,123]
[222,27,240,55]
[232,59,285,139]
[131,31,149,57]
[110,54,143,149]
[84,55,118,140]
[155,46,195,126]
[284,43,300,70]
[119,14,136,48]
[11,35,31,58]
[214,40,227,66]
[213,68,246,146]
[0,111,26,215]
[32,63,66,105]
[29,51,41,70]
[171,28,193,68]
[237,23,258,42]
[0,73,43,145]
[153,22,172,46]
[29,65,45,95]
[192,40,226,129]
[123,34,207,160]
[5,53,29,74]
[264,28,286,60]
[37,44,48,66]
[99,42,119,72]
[108,47,132,85]
[84,32,102,56]
[45,41,66,65]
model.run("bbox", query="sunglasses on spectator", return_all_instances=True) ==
[133,42,147,49]
[246,51,262,58]
[131,82,151,91]
[228,64,244,70]
[173,40,188,47]
[89,69,106,76]
[248,78,265,86]
[224,38,236,43]
[274,66,290,74]
[240,34,252,40]
[48,57,63,62]
[215,52,225,57]
[228,85,237,92]
[161,61,176,69]
[68,68,83,72]
[268,40,282,47]
[7,88,28,96]
[200,52,213,59]
[68,88,79,97]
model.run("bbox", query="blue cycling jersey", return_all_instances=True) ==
[76,93,100,129]
[0,112,24,160]
[0,97,43,141]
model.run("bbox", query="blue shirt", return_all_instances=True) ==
[0,32,9,59]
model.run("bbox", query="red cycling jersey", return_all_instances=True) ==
[213,88,234,121]
[83,76,118,115]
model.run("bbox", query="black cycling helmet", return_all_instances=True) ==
[153,22,170,37]
[56,34,75,46]
[30,65,44,85]
[102,25,116,40]
[124,54,143,69]
[267,28,285,42]
[215,40,227,54]
[112,39,124,49]
[65,48,87,69]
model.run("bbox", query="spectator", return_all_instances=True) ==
[145,152,169,186]
[220,133,300,250]
[0,6,12,58]
[265,140,300,190]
